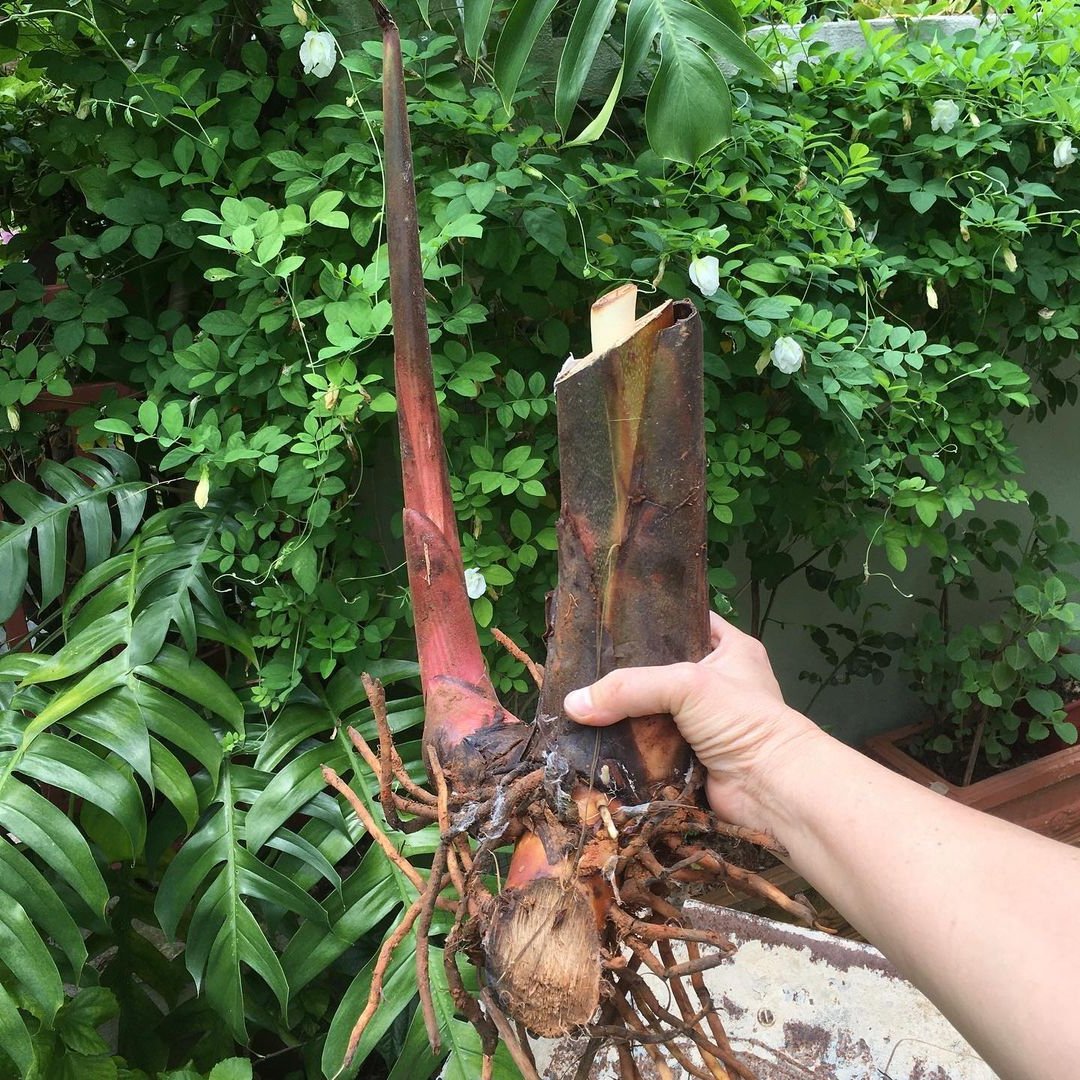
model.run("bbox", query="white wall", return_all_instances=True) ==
[748,400,1080,746]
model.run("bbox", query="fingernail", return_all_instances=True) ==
[564,687,593,718]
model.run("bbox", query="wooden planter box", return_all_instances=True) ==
[865,721,1080,846]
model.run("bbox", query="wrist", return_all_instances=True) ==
[715,709,833,837]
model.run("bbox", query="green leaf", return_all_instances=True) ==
[555,0,619,131]
[0,779,109,918]
[282,845,400,993]
[54,319,85,355]
[0,451,145,620]
[200,310,248,336]
[1028,629,1058,663]
[0,838,87,976]
[1026,687,1062,718]
[209,1060,253,1080]
[493,0,559,110]
[645,31,732,162]
[310,190,345,225]
[1053,720,1078,745]
[463,0,495,59]
[55,986,117,1056]
[97,225,131,253]
[138,399,159,434]
[139,647,244,732]
[665,0,769,78]
[275,255,304,277]
[289,541,318,595]
[322,933,419,1076]
[246,745,329,852]
[16,734,146,854]
[0,896,64,1019]
[0,981,34,1077]
[522,207,567,256]
[133,223,164,259]
[910,190,937,214]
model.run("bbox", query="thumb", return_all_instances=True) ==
[564,663,699,726]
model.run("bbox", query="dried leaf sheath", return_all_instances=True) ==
[538,288,710,795]
[373,1,515,762]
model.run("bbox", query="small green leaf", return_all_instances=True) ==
[138,400,159,434]
[1028,629,1058,663]
[133,223,164,259]
[910,190,937,214]
[522,207,567,256]
[209,1059,254,1080]
[310,190,345,225]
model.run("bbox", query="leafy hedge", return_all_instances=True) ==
[0,0,1078,1075]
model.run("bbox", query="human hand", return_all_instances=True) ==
[563,613,825,829]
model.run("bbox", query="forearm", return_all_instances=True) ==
[754,725,1080,1080]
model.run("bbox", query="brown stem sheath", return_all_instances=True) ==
[537,286,710,797]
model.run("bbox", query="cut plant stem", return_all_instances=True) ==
[537,288,711,796]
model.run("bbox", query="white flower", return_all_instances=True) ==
[774,59,800,93]
[688,255,720,298]
[770,336,803,375]
[464,568,487,600]
[926,280,939,310]
[1002,246,1018,273]
[299,30,337,78]
[1054,136,1077,169]
[929,99,961,134]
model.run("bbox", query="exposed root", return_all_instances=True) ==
[339,893,424,1071]
[490,626,544,688]
[325,682,825,1079]
[416,837,449,1053]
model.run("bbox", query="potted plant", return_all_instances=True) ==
[866,495,1080,842]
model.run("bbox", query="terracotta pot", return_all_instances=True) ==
[865,720,1080,845]
[26,380,138,414]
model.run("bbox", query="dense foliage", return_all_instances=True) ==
[0,0,1078,1075]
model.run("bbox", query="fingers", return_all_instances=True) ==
[564,663,699,727]
[709,611,731,650]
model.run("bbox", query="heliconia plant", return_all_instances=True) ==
[322,5,818,1077]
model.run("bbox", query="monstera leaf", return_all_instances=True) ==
[0,448,147,622]
[452,0,772,162]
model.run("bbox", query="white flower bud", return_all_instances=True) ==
[770,336,803,375]
[926,280,939,310]
[194,469,210,509]
[6,405,19,431]
[464,568,487,600]
[929,99,961,134]
[688,254,720,298]
[1054,136,1077,169]
[299,30,337,79]
[1002,246,1018,273]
